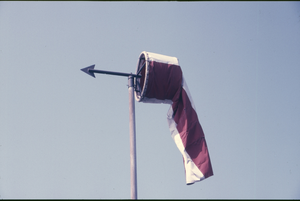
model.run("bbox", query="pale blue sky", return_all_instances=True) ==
[0,1,300,199]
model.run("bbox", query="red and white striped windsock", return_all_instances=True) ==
[135,51,213,185]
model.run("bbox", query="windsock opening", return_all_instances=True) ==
[135,51,148,102]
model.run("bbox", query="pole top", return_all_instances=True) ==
[128,75,134,88]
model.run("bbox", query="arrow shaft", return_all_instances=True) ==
[89,69,141,78]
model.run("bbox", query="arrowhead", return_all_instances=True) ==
[81,65,96,78]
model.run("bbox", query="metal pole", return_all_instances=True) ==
[128,75,137,199]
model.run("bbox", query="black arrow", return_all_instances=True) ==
[81,65,141,78]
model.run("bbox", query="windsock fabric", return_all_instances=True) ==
[135,51,213,185]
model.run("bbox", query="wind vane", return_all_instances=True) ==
[81,51,213,199]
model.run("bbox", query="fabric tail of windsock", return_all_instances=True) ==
[167,76,213,184]
[135,51,213,185]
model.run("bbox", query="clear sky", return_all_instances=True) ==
[0,1,300,199]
